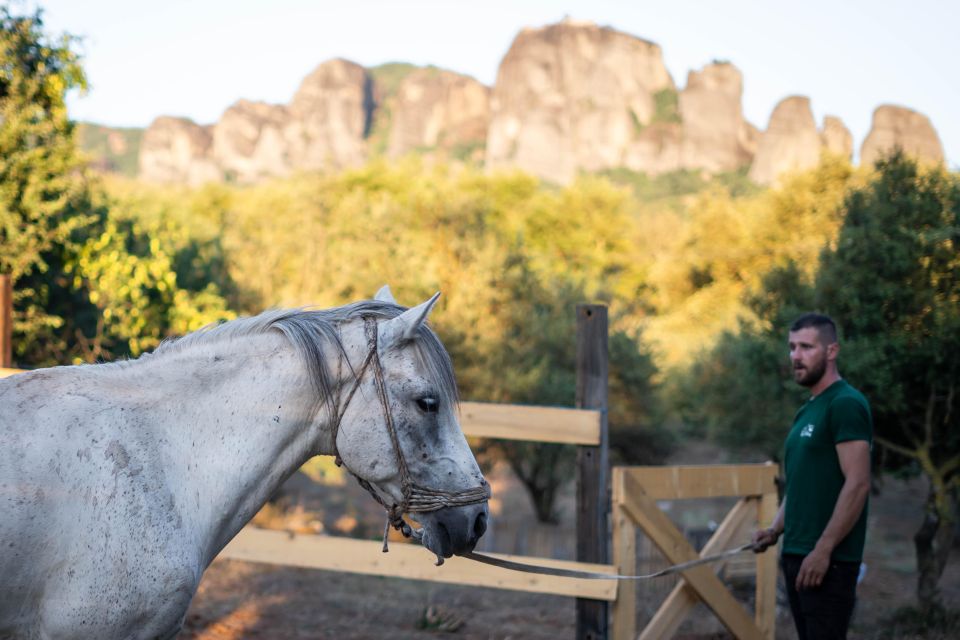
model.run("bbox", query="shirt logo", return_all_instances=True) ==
[800,423,815,438]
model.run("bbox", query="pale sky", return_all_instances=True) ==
[31,0,960,167]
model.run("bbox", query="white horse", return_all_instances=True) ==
[0,287,489,640]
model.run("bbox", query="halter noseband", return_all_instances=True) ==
[331,316,490,557]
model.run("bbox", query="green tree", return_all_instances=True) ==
[816,152,959,610]
[0,7,95,364]
[644,156,857,370]
[676,263,815,457]
[0,9,233,366]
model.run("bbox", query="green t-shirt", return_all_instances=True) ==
[783,379,872,562]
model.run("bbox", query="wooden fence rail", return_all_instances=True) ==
[222,528,617,601]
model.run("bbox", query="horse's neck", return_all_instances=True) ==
[134,332,335,566]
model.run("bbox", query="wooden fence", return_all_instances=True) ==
[218,398,617,602]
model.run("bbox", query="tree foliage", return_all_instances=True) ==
[816,152,959,609]
[644,155,858,370]
[0,7,94,362]
[0,10,232,366]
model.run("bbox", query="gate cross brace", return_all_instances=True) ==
[640,496,757,638]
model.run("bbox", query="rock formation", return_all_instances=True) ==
[139,60,488,184]
[138,117,220,185]
[133,20,947,187]
[677,62,756,173]
[386,68,489,160]
[748,96,823,185]
[285,58,371,171]
[485,19,676,183]
[820,116,853,159]
[212,100,292,182]
[860,105,944,167]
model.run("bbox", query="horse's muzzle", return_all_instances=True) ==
[420,502,489,559]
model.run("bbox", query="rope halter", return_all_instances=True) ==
[331,316,490,557]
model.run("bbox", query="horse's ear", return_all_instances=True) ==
[374,285,398,304]
[381,292,441,347]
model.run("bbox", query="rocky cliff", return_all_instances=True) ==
[135,19,945,186]
[677,62,757,173]
[860,105,944,167]
[385,67,489,160]
[485,20,675,183]
[748,101,858,186]
[138,116,220,185]
[749,96,824,186]
[140,60,489,184]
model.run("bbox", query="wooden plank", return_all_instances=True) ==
[622,463,779,500]
[0,274,10,368]
[576,304,610,640]
[619,472,762,640]
[640,497,756,640]
[460,401,601,445]
[219,528,618,601]
[611,470,637,640]
[0,367,23,378]
[755,490,779,639]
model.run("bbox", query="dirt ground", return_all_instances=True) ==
[180,465,958,640]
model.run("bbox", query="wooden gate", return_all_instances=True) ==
[612,464,779,640]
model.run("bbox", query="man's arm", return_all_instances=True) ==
[795,439,870,589]
[752,498,785,552]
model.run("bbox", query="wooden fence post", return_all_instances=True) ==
[0,274,11,368]
[576,304,610,639]
[611,469,637,640]
[756,487,779,639]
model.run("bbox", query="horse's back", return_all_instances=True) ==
[0,366,111,515]
[0,368,114,627]
[0,367,198,639]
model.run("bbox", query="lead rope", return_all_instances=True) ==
[460,542,761,580]
[330,316,490,557]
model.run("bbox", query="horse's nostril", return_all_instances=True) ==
[474,511,487,538]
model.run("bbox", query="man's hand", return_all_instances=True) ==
[796,546,831,590]
[751,527,780,553]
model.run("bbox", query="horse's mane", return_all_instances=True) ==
[100,301,459,422]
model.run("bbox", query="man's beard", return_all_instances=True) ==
[794,356,827,387]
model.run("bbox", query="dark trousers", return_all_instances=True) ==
[780,554,859,640]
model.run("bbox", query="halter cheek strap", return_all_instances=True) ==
[330,316,490,555]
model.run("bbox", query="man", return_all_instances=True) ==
[752,313,872,640]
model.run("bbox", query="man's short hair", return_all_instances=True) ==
[790,312,838,345]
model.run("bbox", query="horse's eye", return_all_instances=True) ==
[416,397,439,413]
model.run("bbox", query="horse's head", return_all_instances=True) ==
[333,287,489,563]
